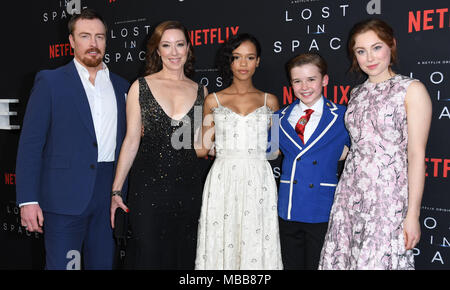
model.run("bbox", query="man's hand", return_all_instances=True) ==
[20,204,44,233]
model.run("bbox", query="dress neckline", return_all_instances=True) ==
[213,92,270,117]
[364,74,399,87]
[142,77,201,122]
[219,105,268,118]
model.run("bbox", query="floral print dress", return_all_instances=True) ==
[318,75,417,270]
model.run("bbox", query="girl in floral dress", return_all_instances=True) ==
[318,19,432,270]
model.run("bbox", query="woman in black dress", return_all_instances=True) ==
[110,21,208,269]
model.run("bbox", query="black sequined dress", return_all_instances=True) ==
[124,77,207,269]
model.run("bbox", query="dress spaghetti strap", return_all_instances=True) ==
[264,92,267,107]
[213,92,221,107]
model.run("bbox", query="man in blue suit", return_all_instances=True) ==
[273,53,350,270]
[16,9,129,270]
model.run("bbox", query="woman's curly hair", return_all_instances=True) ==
[216,33,261,87]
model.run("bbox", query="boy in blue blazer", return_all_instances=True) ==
[274,53,350,269]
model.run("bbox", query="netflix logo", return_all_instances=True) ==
[323,85,350,105]
[408,8,450,33]
[282,85,350,105]
[189,26,239,47]
[426,158,450,178]
[49,43,74,59]
[4,173,15,185]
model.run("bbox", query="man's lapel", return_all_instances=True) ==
[280,99,304,151]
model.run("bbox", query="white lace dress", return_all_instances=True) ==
[195,93,283,270]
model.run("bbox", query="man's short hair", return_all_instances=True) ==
[68,8,107,35]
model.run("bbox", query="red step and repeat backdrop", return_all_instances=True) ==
[1,0,449,269]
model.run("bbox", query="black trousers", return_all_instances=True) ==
[279,217,328,270]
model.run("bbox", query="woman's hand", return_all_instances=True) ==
[403,214,421,250]
[110,195,129,228]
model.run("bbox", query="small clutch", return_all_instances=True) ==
[113,208,129,246]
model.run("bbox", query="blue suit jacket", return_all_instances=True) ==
[16,60,129,215]
[275,97,350,223]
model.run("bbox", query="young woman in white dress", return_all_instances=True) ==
[194,33,283,270]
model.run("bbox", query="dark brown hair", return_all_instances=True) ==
[348,18,397,73]
[286,53,328,81]
[217,33,262,87]
[144,21,195,77]
[68,8,107,35]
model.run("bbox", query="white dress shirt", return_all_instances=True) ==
[19,60,118,208]
[287,97,324,144]
[74,58,117,162]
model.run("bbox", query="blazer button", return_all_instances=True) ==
[313,160,317,165]
[293,180,297,184]
[309,183,314,188]
[90,164,95,169]
[93,142,98,147]
[296,157,301,161]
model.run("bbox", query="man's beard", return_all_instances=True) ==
[81,48,103,68]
